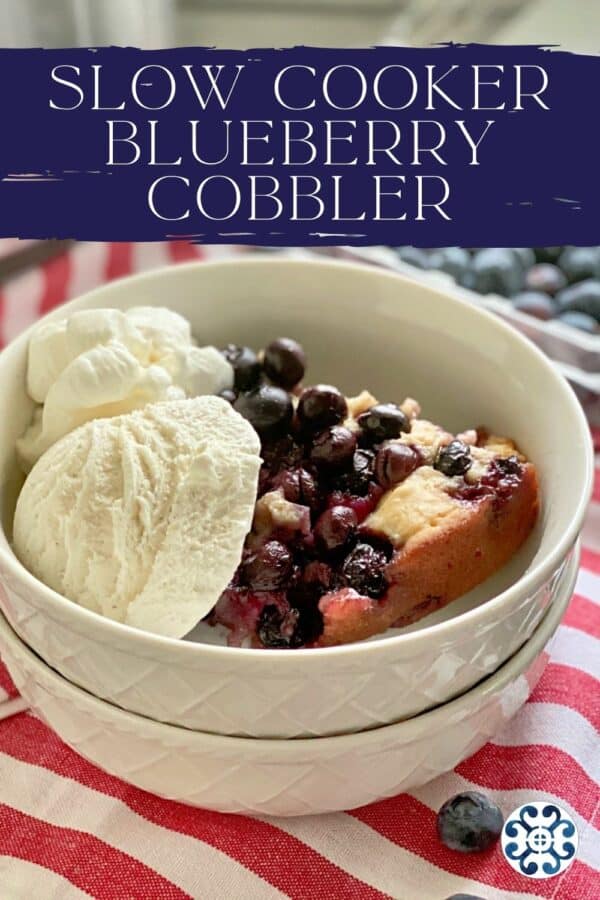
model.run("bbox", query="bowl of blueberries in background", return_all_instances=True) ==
[337,245,599,425]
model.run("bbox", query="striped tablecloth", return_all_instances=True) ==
[0,241,598,900]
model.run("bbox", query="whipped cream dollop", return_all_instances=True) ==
[13,397,262,638]
[18,306,233,469]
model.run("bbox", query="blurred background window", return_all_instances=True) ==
[0,0,598,51]
[0,0,175,48]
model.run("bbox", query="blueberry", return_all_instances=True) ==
[556,279,600,321]
[464,248,524,296]
[218,388,236,404]
[557,311,598,333]
[435,440,472,477]
[333,448,376,497]
[311,426,357,469]
[437,791,504,853]
[234,385,293,438]
[258,590,325,646]
[272,467,320,509]
[510,247,536,269]
[221,344,262,391]
[270,467,299,500]
[444,895,486,900]
[534,246,562,263]
[341,542,389,598]
[512,291,557,321]
[395,246,432,269]
[241,541,293,591]
[298,385,348,432]
[558,246,600,283]
[314,506,357,553]
[375,443,420,488]
[291,602,325,646]
[261,436,304,474]
[263,337,306,389]
[257,604,298,648]
[428,247,471,282]
[524,263,566,296]
[353,448,376,476]
[297,468,321,511]
[357,404,410,444]
[495,455,523,477]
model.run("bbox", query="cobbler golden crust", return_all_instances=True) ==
[315,458,539,647]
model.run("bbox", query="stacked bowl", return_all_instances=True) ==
[0,258,593,816]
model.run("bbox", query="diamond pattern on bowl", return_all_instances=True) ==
[0,550,570,738]
[0,620,556,817]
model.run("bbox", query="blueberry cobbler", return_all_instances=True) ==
[13,305,539,646]
[211,338,540,649]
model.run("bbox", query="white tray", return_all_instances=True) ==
[336,246,600,426]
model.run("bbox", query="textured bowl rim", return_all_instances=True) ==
[0,256,593,664]
[0,543,578,750]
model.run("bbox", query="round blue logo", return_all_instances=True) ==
[501,802,578,879]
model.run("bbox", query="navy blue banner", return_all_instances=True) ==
[0,45,598,245]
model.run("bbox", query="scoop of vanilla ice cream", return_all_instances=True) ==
[13,397,261,638]
[18,306,233,469]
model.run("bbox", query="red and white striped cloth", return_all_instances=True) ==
[0,241,598,900]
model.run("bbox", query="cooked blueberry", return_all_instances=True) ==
[290,602,324,646]
[234,385,293,437]
[218,388,236,404]
[558,246,600,283]
[454,455,523,505]
[333,448,376,497]
[272,467,320,510]
[464,248,524,296]
[310,426,357,469]
[557,311,598,333]
[221,344,262,391]
[395,246,432,270]
[510,247,536,269]
[257,604,298,648]
[495,455,522,477]
[271,467,301,502]
[524,263,566,296]
[357,404,410,443]
[360,532,394,559]
[314,506,357,553]
[375,443,420,488]
[435,440,472,477]
[263,337,306,389]
[428,247,471,281]
[297,385,348,432]
[437,791,504,853]
[298,468,320,510]
[511,291,557,321]
[241,541,293,591]
[353,448,376,477]
[261,436,303,473]
[534,246,562,263]
[341,542,389,598]
[556,279,600,321]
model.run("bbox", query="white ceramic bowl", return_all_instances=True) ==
[0,258,593,738]
[0,545,578,816]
